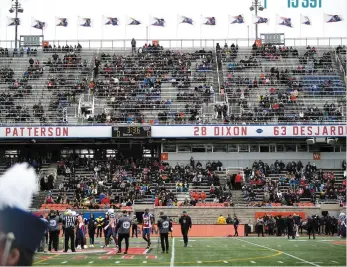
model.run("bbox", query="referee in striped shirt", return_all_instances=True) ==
[63,211,76,252]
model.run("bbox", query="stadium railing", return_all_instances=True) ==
[1,37,347,50]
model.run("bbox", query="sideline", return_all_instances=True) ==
[235,238,321,267]
[33,254,60,265]
[170,237,175,267]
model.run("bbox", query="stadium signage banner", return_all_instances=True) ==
[0,126,112,138]
[151,125,347,138]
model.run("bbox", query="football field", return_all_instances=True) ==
[34,236,346,266]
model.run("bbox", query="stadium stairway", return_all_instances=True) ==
[31,191,49,209]
[31,162,58,209]
[331,52,346,87]
[176,192,190,203]
[230,190,246,205]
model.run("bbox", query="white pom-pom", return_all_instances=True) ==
[0,163,38,210]
[108,209,114,214]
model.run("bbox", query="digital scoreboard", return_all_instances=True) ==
[263,0,322,8]
[112,126,151,138]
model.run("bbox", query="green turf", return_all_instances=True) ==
[34,236,346,266]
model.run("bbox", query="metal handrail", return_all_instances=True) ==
[1,37,347,49]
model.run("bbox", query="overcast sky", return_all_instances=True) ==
[0,0,346,48]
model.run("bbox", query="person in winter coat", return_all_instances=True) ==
[88,214,96,247]
[157,212,172,253]
[217,215,226,224]
[179,211,192,247]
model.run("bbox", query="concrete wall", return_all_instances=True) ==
[165,152,345,169]
[153,206,323,225]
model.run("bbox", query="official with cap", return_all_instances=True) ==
[157,211,172,253]
[63,210,76,252]
[0,163,47,266]
[179,211,192,247]
[116,210,132,254]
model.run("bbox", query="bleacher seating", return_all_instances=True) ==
[241,160,346,206]
[88,47,215,124]
[219,44,346,124]
[0,43,345,125]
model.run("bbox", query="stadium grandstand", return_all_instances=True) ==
[0,0,346,266]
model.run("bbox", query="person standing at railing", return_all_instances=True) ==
[131,38,136,54]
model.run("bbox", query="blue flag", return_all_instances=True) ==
[32,19,46,30]
[128,17,141,25]
[56,18,68,27]
[105,17,119,26]
[278,17,293,28]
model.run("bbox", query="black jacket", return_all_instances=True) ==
[88,218,97,232]
[307,218,317,229]
[286,218,295,230]
[179,215,192,230]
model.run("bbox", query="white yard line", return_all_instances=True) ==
[88,261,94,264]
[143,261,147,264]
[170,237,175,267]
[197,261,202,263]
[331,261,339,263]
[250,261,256,263]
[61,261,68,264]
[115,261,120,264]
[277,261,284,263]
[235,238,321,267]
[223,261,228,263]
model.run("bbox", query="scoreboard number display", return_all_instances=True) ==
[112,126,151,138]
[264,0,322,8]
[288,0,322,8]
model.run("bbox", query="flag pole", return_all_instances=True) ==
[299,15,302,46]
[101,16,104,41]
[227,17,230,39]
[54,21,57,44]
[176,15,179,46]
[124,24,127,40]
[176,15,178,38]
[6,21,8,48]
[322,14,325,45]
[77,17,79,44]
[200,15,202,48]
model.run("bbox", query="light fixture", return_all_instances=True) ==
[258,6,264,11]
[18,7,23,13]
[249,6,254,11]
[9,8,14,13]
